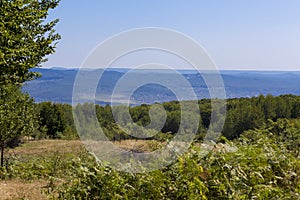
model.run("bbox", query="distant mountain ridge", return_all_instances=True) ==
[23,68,300,105]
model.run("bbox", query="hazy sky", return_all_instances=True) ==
[45,0,300,70]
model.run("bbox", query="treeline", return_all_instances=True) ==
[34,94,300,141]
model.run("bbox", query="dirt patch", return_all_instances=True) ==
[0,179,48,200]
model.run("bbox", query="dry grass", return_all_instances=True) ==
[1,140,86,200]
[7,139,158,157]
[0,139,163,200]
[113,139,154,152]
[7,140,85,157]
[0,179,48,200]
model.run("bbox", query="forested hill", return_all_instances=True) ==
[23,68,300,104]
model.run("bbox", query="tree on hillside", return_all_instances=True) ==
[0,85,37,167]
[37,102,66,138]
[0,0,61,84]
[223,99,264,139]
[0,0,60,167]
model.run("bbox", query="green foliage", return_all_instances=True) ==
[37,94,300,142]
[1,153,63,180]
[202,120,300,199]
[2,94,300,199]
[53,150,208,200]
[0,0,61,169]
[0,143,88,180]
[50,122,300,199]
[1,116,300,199]
[0,0,61,85]
[0,85,37,141]
[36,102,77,139]
[223,98,265,139]
[223,95,300,139]
[37,102,66,138]
[242,118,300,158]
[0,84,37,166]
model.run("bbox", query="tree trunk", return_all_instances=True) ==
[0,142,4,168]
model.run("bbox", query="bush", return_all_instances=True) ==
[53,150,208,200]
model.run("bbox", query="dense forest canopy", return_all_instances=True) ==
[35,94,300,142]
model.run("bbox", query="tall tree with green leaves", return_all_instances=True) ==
[0,0,61,84]
[0,0,60,167]
[37,102,66,138]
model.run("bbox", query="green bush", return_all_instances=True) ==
[54,150,208,200]
[202,129,300,199]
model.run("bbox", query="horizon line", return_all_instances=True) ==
[42,66,300,72]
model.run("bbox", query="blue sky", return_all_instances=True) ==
[45,0,300,70]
